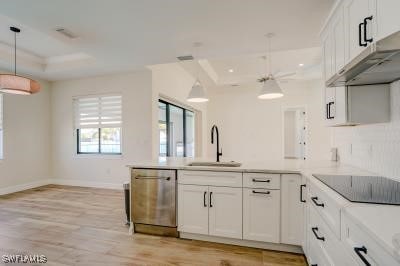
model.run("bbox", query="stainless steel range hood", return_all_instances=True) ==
[327,31,400,87]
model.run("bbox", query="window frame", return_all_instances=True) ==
[76,127,122,155]
[158,99,194,157]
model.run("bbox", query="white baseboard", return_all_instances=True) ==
[0,179,52,196]
[0,178,123,195]
[180,232,304,254]
[51,179,123,190]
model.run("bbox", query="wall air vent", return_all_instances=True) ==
[55,28,78,39]
[177,55,194,61]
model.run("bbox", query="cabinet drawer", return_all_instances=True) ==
[341,214,400,266]
[178,170,242,187]
[308,204,355,266]
[308,181,341,238]
[243,173,280,189]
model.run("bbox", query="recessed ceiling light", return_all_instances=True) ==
[299,63,304,67]
[228,69,234,73]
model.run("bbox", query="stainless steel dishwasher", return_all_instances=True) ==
[131,168,178,237]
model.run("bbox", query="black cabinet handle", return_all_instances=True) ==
[363,16,373,43]
[252,178,270,183]
[359,22,367,47]
[311,227,325,241]
[252,190,271,195]
[311,197,324,207]
[203,191,207,207]
[354,246,371,266]
[300,184,306,203]
[209,192,213,207]
[327,101,335,119]
[311,265,318,266]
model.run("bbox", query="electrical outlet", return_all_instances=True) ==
[106,168,111,175]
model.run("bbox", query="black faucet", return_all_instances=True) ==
[211,125,223,162]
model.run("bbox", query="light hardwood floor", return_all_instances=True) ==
[0,185,307,266]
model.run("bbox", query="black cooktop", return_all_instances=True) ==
[312,174,400,205]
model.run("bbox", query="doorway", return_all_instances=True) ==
[283,107,306,160]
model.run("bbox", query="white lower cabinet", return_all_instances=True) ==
[281,174,304,245]
[243,188,280,243]
[177,184,209,235]
[209,186,242,239]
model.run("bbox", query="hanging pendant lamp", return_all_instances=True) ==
[258,33,283,99]
[186,42,208,103]
[0,27,40,95]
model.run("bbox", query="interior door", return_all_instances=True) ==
[177,184,209,235]
[208,186,242,239]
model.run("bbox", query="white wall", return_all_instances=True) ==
[207,79,331,162]
[51,71,153,187]
[0,79,52,192]
[332,80,400,180]
[150,63,208,158]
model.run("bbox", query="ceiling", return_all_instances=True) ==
[0,0,334,81]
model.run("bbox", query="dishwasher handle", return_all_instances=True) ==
[135,176,171,181]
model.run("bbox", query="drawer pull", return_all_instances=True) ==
[252,190,270,195]
[311,196,324,207]
[203,191,207,207]
[311,227,325,241]
[354,246,371,266]
[252,178,270,183]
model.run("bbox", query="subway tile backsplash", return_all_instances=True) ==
[332,80,400,180]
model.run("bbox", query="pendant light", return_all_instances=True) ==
[187,42,208,103]
[258,33,283,99]
[0,27,41,95]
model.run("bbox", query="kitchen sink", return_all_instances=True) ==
[186,161,242,167]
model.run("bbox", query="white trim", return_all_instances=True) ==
[52,179,123,190]
[0,179,52,195]
[180,232,304,254]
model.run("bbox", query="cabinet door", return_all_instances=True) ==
[344,0,374,63]
[376,0,400,41]
[332,3,345,74]
[178,184,209,235]
[322,28,333,82]
[243,188,280,243]
[208,186,242,239]
[281,174,304,246]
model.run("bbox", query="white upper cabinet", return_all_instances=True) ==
[208,186,242,239]
[281,174,304,246]
[376,0,400,40]
[331,2,345,74]
[343,0,375,63]
[322,27,334,82]
[178,184,209,235]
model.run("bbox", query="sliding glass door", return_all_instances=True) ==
[158,100,195,158]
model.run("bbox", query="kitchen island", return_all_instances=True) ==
[128,158,400,265]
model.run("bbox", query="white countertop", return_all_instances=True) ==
[128,157,400,260]
[127,157,373,175]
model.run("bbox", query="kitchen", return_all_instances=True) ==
[0,0,399,265]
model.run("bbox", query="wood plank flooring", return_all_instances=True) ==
[0,185,307,266]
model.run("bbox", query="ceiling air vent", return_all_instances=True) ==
[55,28,78,39]
[177,55,194,61]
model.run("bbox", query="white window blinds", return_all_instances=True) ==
[74,95,122,129]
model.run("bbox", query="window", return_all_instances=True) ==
[0,94,3,159]
[74,95,122,154]
[158,100,195,157]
